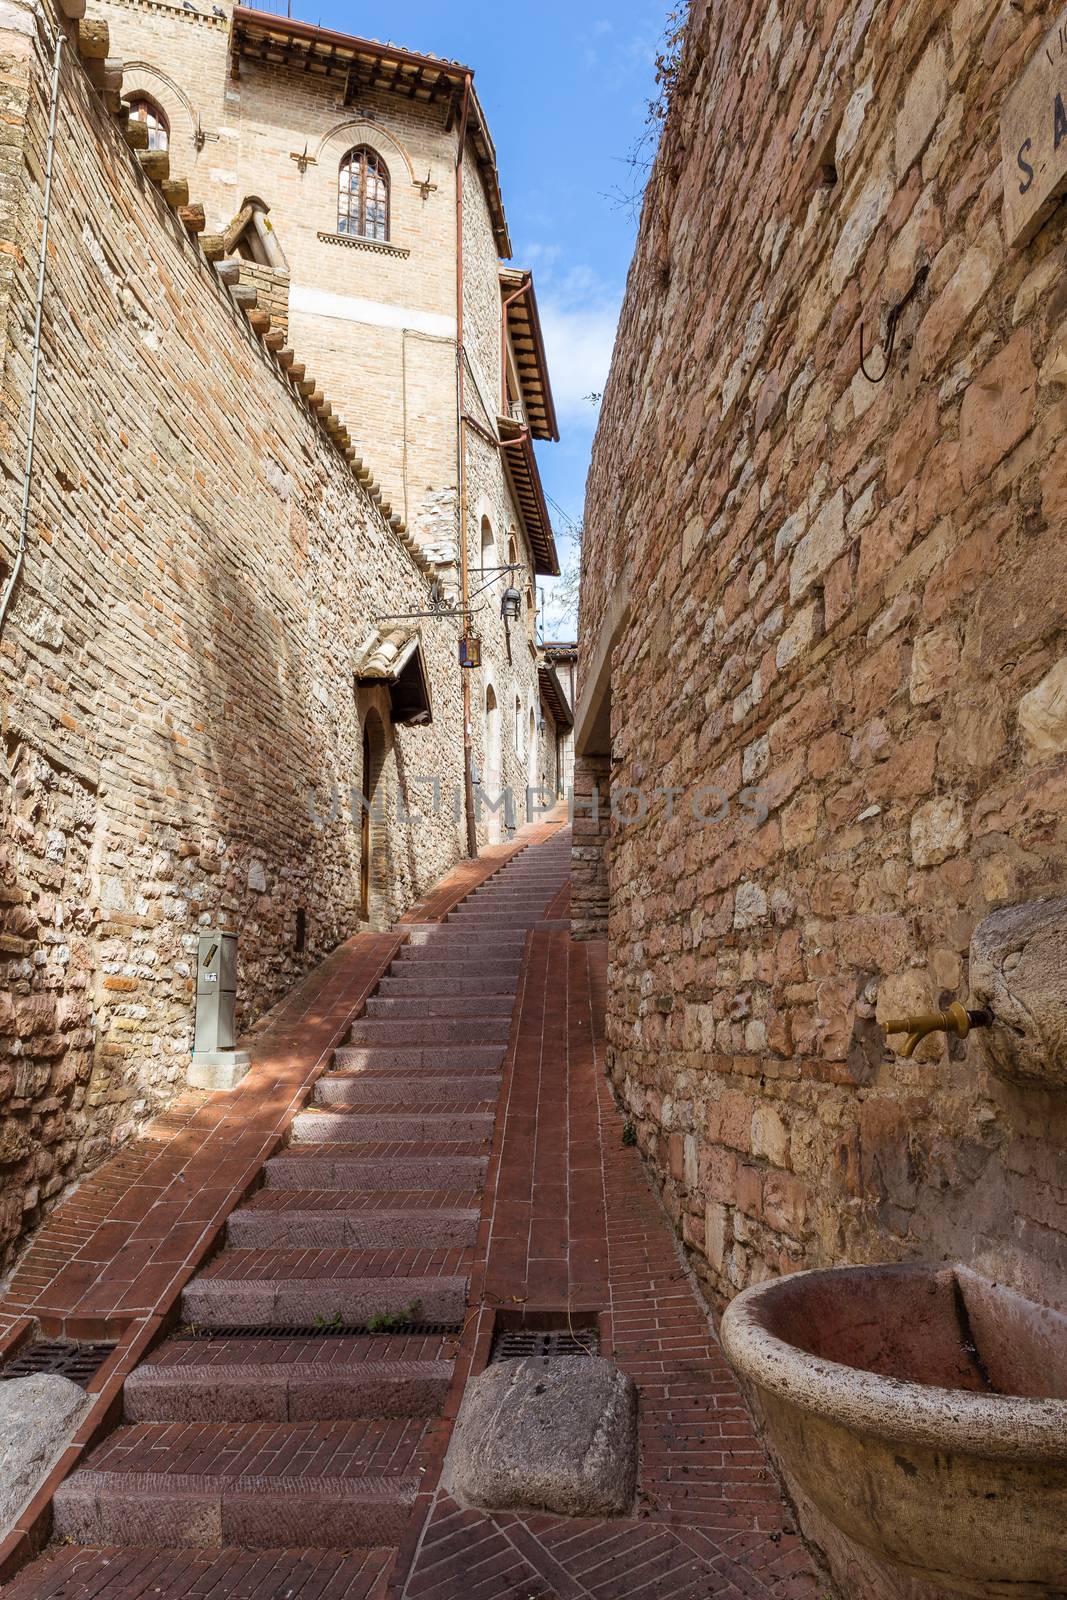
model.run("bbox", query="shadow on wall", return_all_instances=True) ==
[146,472,364,1062]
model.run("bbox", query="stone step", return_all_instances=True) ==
[290,1109,494,1144]
[182,1265,468,1327]
[53,1463,420,1549]
[470,883,563,896]
[125,1356,454,1423]
[333,1044,506,1071]
[404,927,526,948]
[227,1203,480,1250]
[444,913,541,929]
[395,947,524,972]
[264,1151,488,1191]
[364,994,514,1018]
[313,1073,500,1105]
[377,973,517,997]
[395,946,522,970]
[347,1018,510,1045]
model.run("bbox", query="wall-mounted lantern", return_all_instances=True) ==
[500,587,522,623]
[459,633,482,668]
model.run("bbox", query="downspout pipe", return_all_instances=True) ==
[455,70,477,857]
[0,28,64,638]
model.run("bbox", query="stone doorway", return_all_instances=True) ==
[360,708,387,925]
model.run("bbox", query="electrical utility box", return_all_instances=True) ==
[189,930,250,1091]
[194,931,237,1052]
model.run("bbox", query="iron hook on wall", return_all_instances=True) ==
[858,263,930,384]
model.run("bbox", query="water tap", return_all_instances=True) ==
[882,1001,993,1059]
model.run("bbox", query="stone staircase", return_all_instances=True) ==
[17,831,571,1597]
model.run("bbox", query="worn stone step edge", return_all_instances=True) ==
[181,1273,468,1325]
[290,1111,494,1143]
[313,1074,500,1104]
[264,1154,488,1191]
[332,1046,505,1070]
[226,1206,480,1249]
[124,1359,454,1423]
[52,1470,419,1548]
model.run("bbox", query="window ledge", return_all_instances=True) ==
[318,231,410,258]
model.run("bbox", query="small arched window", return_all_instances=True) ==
[480,516,495,574]
[128,96,169,152]
[338,146,389,241]
[514,695,523,754]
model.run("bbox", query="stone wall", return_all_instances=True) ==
[579,0,1067,1325]
[0,7,467,1267]
[571,756,610,941]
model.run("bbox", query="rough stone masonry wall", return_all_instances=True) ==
[580,0,1067,1319]
[0,8,466,1268]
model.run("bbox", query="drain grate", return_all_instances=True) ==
[1,1340,115,1388]
[179,1321,463,1340]
[490,1327,599,1363]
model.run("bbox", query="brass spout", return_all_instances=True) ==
[882,1001,993,1059]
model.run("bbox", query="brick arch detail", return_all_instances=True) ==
[315,120,419,186]
[121,63,198,133]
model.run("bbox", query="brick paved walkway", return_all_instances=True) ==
[390,930,819,1600]
[1,822,820,1599]
[1,826,572,1596]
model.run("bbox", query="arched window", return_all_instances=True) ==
[338,147,389,241]
[127,96,169,152]
[480,516,495,574]
[507,534,517,571]
[514,695,523,754]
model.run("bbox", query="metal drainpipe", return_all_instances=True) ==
[0,28,64,638]
[455,71,477,858]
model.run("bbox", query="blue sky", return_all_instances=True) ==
[308,1,666,633]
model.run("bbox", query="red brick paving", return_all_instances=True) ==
[1,1547,395,1600]
[391,930,820,1600]
[81,1418,429,1479]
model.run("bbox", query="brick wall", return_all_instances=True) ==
[580,0,1067,1322]
[0,7,470,1267]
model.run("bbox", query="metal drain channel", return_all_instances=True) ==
[1,1341,115,1388]
[490,1328,599,1362]
[180,1321,462,1340]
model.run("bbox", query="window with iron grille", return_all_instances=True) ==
[338,147,390,242]
[127,96,169,152]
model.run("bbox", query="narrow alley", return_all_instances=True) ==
[0,826,816,1599]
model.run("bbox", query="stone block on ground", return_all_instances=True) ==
[444,1354,637,1517]
[0,1372,91,1536]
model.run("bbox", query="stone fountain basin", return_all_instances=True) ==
[720,1262,1067,1598]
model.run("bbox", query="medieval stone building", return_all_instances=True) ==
[0,0,562,1267]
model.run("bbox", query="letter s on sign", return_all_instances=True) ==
[1018,138,1035,195]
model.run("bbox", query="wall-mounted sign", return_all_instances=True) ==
[1002,10,1067,246]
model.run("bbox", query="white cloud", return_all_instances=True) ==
[537,270,621,428]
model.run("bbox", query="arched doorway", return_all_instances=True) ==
[484,684,501,844]
[360,709,386,922]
